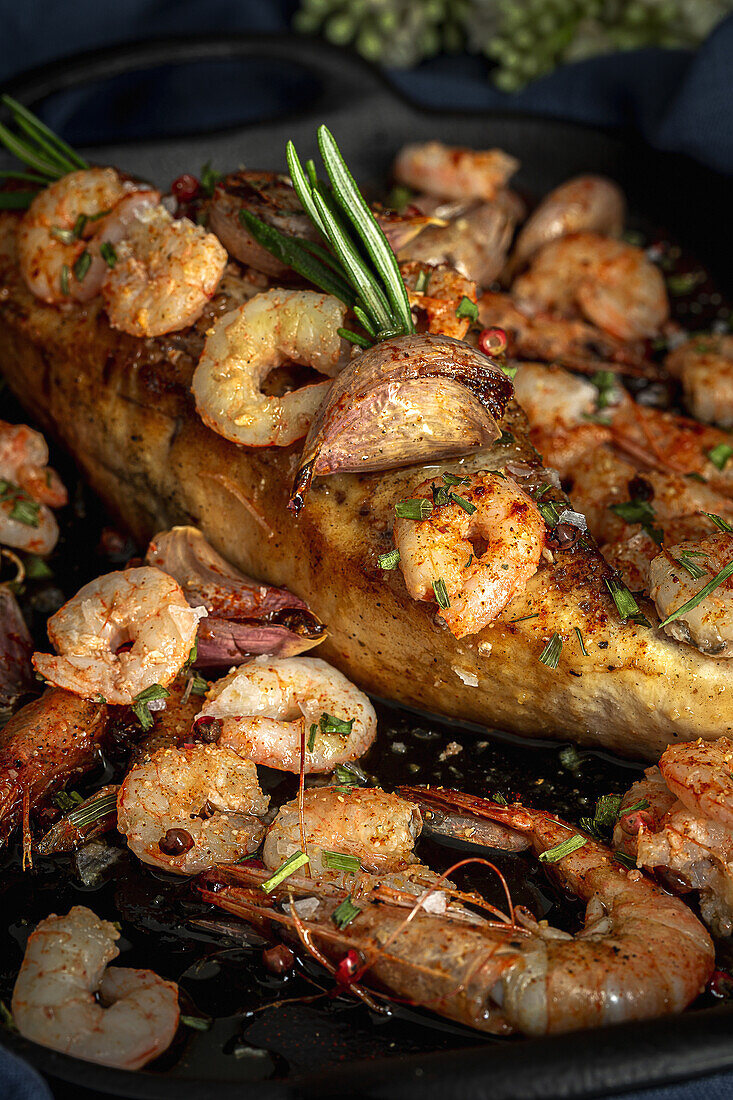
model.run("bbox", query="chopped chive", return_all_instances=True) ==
[377,548,400,570]
[590,370,618,410]
[50,225,75,244]
[189,673,209,696]
[538,835,587,863]
[455,295,479,322]
[100,241,117,268]
[538,501,561,527]
[707,443,733,471]
[131,683,170,731]
[307,723,318,751]
[181,1015,212,1031]
[334,762,367,786]
[442,472,469,487]
[539,632,562,668]
[451,492,476,515]
[414,269,431,294]
[619,798,650,818]
[659,560,733,627]
[574,626,588,656]
[60,264,70,296]
[579,793,622,840]
[322,849,360,873]
[199,161,221,198]
[492,792,508,805]
[332,895,361,929]
[24,554,53,579]
[183,641,198,671]
[72,249,91,283]
[9,498,39,527]
[395,498,433,520]
[318,713,354,736]
[704,513,733,533]
[672,550,708,580]
[261,851,310,893]
[73,213,87,238]
[613,851,637,869]
[604,576,645,622]
[433,577,450,609]
[53,790,84,812]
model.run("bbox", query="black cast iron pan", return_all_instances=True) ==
[1,33,732,1100]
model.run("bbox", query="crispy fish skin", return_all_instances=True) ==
[0,211,729,759]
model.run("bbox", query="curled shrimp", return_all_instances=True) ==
[32,566,207,704]
[117,742,269,874]
[648,532,733,655]
[0,419,67,555]
[102,203,227,337]
[197,655,377,773]
[660,737,733,826]
[263,786,422,879]
[507,175,625,277]
[666,334,733,429]
[393,142,518,202]
[18,168,157,305]
[393,471,545,638]
[513,232,669,340]
[191,289,347,447]
[12,905,179,1069]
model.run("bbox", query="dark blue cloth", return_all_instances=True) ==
[1,4,732,1098]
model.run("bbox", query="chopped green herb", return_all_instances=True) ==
[492,792,508,805]
[433,577,450,609]
[609,498,663,546]
[395,498,433,520]
[667,270,704,296]
[574,626,588,656]
[538,501,561,527]
[318,712,355,736]
[53,789,84,813]
[451,492,476,515]
[431,482,451,507]
[539,632,562,668]
[100,241,117,268]
[590,370,618,410]
[387,184,412,213]
[73,213,87,238]
[60,264,70,295]
[9,497,40,527]
[455,295,478,323]
[200,161,222,198]
[686,472,708,484]
[500,362,518,380]
[672,550,708,580]
[181,1015,212,1031]
[322,849,360,873]
[183,640,198,671]
[131,683,170,731]
[442,472,469,487]
[604,576,647,624]
[73,249,91,282]
[0,1000,16,1032]
[188,673,208,697]
[707,443,733,471]
[261,850,310,893]
[579,793,622,840]
[50,225,75,244]
[559,744,582,772]
[619,798,650,818]
[332,895,361,929]
[704,513,733,533]
[307,723,318,752]
[414,269,431,294]
[334,762,367,786]
[612,851,637,869]
[659,560,733,627]
[24,554,53,579]
[377,548,400,570]
[538,835,587,863]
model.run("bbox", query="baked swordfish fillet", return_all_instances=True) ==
[0,199,730,763]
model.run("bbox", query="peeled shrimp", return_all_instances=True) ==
[393,142,518,202]
[394,471,545,638]
[102,203,227,337]
[191,288,347,448]
[649,532,733,655]
[507,175,625,276]
[17,168,156,305]
[666,334,733,429]
[33,566,207,704]
[197,654,377,773]
[513,232,669,340]
[0,419,67,555]
[12,905,179,1069]
[117,742,269,874]
[263,785,422,878]
[660,738,733,828]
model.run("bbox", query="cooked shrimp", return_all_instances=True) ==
[400,260,477,339]
[507,175,625,277]
[660,738,733,828]
[666,334,733,429]
[12,905,179,1069]
[512,361,613,477]
[394,471,545,638]
[102,203,227,337]
[399,191,523,287]
[197,655,377,773]
[393,142,518,202]
[191,289,347,447]
[648,532,733,654]
[33,566,207,704]
[263,786,422,878]
[18,168,157,305]
[513,232,669,340]
[477,291,650,375]
[117,742,269,874]
[0,488,59,555]
[212,792,714,1035]
[0,420,66,507]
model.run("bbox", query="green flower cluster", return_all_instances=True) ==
[294,0,733,90]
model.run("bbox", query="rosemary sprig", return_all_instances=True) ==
[241,125,415,346]
[0,95,88,209]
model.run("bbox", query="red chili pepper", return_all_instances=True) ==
[171,174,200,202]
[334,948,361,986]
[479,327,508,356]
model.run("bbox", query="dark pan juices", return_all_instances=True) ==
[0,227,730,1084]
